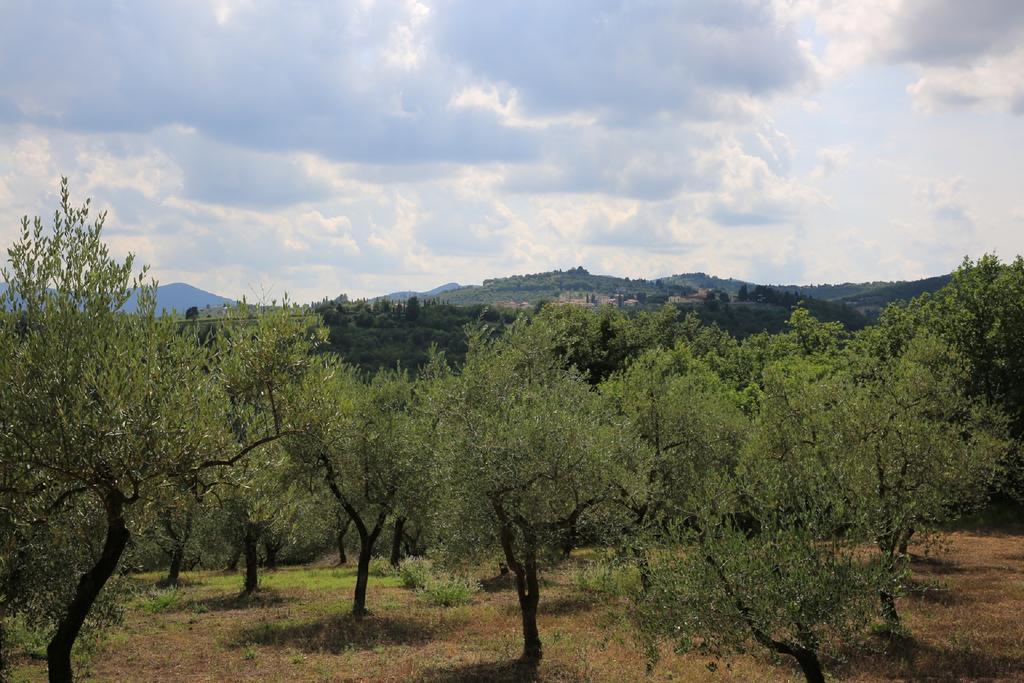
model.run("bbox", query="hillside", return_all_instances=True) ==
[435,267,695,305]
[315,298,519,376]
[378,282,461,302]
[420,268,950,310]
[837,274,953,312]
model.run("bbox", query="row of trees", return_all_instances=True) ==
[2,186,1021,681]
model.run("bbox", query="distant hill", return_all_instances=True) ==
[1,281,236,314]
[660,272,756,295]
[436,267,694,305]
[378,282,462,302]
[123,283,236,314]
[417,268,950,311]
[836,275,952,310]
[661,273,953,308]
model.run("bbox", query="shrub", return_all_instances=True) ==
[398,557,434,589]
[418,575,480,607]
[7,614,49,660]
[368,556,398,578]
[140,588,181,614]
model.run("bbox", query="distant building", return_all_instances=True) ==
[494,300,532,310]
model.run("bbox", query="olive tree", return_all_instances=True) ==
[843,333,1007,627]
[0,182,320,681]
[599,344,747,586]
[290,360,427,616]
[638,360,888,683]
[435,323,623,664]
[147,476,208,587]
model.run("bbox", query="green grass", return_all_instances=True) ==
[573,560,641,597]
[7,615,49,660]
[138,588,183,614]
[177,566,403,592]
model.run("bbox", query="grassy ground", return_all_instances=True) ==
[9,529,1024,682]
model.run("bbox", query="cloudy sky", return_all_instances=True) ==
[1,0,1022,300]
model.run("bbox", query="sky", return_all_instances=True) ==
[1,0,1023,301]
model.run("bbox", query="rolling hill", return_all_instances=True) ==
[378,282,462,302]
[433,267,695,305]
[409,267,950,311]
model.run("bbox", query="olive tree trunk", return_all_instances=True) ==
[160,512,193,588]
[515,560,542,662]
[790,647,825,683]
[242,524,259,595]
[877,527,914,629]
[754,629,825,683]
[389,517,405,567]
[336,516,350,565]
[226,547,241,571]
[47,496,131,683]
[264,539,282,570]
[496,520,542,664]
[352,517,384,616]
[165,546,185,587]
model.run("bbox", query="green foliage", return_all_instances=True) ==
[853,254,1024,500]
[139,589,181,614]
[636,416,889,681]
[315,299,518,375]
[397,557,434,590]
[0,181,322,678]
[368,557,398,578]
[599,343,747,564]
[928,255,1024,437]
[6,614,49,660]
[436,320,624,563]
[417,575,480,607]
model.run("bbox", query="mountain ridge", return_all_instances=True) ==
[0,282,236,314]
[123,282,236,313]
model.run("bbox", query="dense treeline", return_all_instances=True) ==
[311,285,866,377]
[312,297,518,375]
[2,186,1022,682]
[695,290,867,337]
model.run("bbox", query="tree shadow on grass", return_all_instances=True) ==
[539,595,598,616]
[188,590,293,612]
[418,657,583,682]
[232,612,447,653]
[909,554,966,575]
[480,573,515,593]
[902,579,960,607]
[841,634,1024,681]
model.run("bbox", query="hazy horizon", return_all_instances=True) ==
[2,1,1022,300]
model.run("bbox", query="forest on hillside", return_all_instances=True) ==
[4,189,1024,683]
[310,286,866,375]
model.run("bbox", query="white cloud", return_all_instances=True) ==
[811,144,853,180]
[1,0,1022,302]
[801,0,1024,113]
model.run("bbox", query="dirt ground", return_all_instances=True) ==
[10,529,1024,682]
